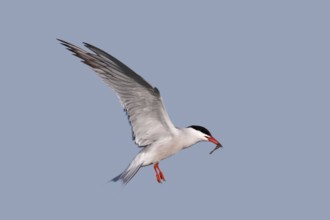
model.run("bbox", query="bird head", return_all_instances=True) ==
[188,125,222,154]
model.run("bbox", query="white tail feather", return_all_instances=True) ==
[111,153,144,184]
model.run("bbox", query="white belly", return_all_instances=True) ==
[141,139,184,166]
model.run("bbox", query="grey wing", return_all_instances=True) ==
[58,39,177,147]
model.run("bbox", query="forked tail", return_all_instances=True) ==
[111,154,143,184]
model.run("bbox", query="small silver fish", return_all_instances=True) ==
[209,143,223,154]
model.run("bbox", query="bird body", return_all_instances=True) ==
[113,126,212,183]
[58,39,222,184]
[140,127,209,165]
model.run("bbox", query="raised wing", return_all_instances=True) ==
[58,39,177,147]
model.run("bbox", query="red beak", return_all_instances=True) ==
[208,136,220,145]
[207,136,223,154]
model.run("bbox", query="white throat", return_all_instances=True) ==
[177,127,208,149]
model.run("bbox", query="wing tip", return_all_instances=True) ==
[57,38,70,47]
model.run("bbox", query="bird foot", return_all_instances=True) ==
[156,173,162,183]
[159,171,165,182]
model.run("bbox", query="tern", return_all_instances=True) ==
[58,39,222,184]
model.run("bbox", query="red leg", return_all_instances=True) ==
[154,163,166,183]
[153,164,161,183]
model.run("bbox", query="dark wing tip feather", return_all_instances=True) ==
[58,39,157,94]
[83,42,156,92]
[57,38,65,44]
[57,38,72,48]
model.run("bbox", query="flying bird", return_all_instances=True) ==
[58,39,222,184]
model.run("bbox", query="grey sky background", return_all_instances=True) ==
[1,1,329,219]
